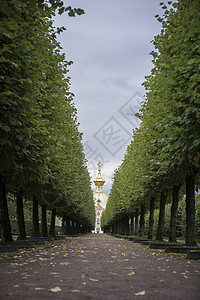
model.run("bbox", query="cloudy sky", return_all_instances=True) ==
[54,0,164,195]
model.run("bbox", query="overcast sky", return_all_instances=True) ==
[54,0,164,195]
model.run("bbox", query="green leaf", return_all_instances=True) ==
[68,10,75,17]
[193,140,199,147]
[58,7,65,15]
[1,125,10,132]
[188,59,196,65]
[14,145,20,151]
[74,8,85,16]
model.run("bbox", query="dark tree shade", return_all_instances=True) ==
[42,204,48,237]
[148,197,155,240]
[134,208,139,236]
[49,208,56,236]
[0,172,13,243]
[32,195,40,237]
[16,189,26,240]
[169,185,181,242]
[156,191,167,241]
[139,204,145,237]
[185,175,197,246]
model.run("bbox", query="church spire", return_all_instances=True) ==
[93,162,105,192]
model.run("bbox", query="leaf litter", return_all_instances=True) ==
[49,286,62,292]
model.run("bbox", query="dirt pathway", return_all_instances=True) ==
[0,234,199,299]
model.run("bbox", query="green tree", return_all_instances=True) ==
[102,0,200,246]
[0,0,95,243]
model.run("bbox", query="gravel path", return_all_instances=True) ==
[0,234,200,299]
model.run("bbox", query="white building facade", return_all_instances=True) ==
[93,162,108,233]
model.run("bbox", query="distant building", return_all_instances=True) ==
[93,162,108,233]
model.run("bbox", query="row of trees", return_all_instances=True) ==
[0,0,95,243]
[102,0,200,246]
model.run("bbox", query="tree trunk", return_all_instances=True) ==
[41,204,48,237]
[0,172,13,243]
[32,195,40,237]
[130,214,134,236]
[61,213,66,235]
[119,220,122,235]
[147,197,155,240]
[65,218,71,235]
[76,221,81,234]
[117,220,120,234]
[69,220,72,235]
[139,204,145,237]
[70,219,75,235]
[49,208,56,236]
[122,215,129,235]
[74,220,77,234]
[156,191,167,241]
[169,185,181,242]
[16,189,26,240]
[134,208,139,236]
[61,213,71,235]
[112,224,114,234]
[185,175,197,246]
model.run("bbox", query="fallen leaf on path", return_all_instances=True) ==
[35,287,45,290]
[23,283,37,286]
[158,267,165,271]
[118,259,129,262]
[128,271,135,275]
[10,263,18,267]
[135,290,146,296]
[89,278,99,282]
[159,279,165,282]
[49,287,62,292]
[59,279,67,282]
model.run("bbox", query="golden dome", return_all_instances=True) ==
[93,162,105,189]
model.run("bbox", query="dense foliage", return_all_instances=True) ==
[102,0,200,245]
[0,0,95,242]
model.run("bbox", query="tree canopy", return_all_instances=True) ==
[102,0,200,245]
[0,0,95,236]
